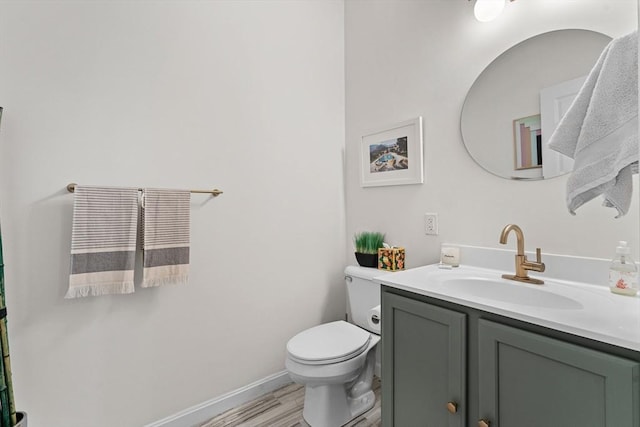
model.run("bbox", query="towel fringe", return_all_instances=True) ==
[65,282,135,299]
[141,275,189,288]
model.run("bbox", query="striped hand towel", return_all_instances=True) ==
[66,186,139,298]
[141,188,190,287]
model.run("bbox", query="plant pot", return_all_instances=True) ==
[15,412,26,427]
[355,252,377,268]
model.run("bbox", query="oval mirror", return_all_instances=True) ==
[460,29,612,180]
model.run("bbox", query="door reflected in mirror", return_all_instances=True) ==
[460,29,612,180]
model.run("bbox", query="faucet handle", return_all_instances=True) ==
[535,248,543,263]
[522,247,545,274]
[530,248,546,273]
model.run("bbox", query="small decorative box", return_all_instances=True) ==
[378,247,405,271]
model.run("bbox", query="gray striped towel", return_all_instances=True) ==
[141,188,190,287]
[66,186,139,298]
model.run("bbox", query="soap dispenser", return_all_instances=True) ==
[609,241,638,296]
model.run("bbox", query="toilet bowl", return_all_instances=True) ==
[285,320,380,427]
[284,266,389,427]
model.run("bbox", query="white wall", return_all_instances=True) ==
[2,1,637,425]
[345,0,639,268]
[0,1,345,426]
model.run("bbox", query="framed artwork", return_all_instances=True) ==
[513,114,542,170]
[360,117,424,187]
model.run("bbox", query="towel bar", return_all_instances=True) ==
[66,183,223,197]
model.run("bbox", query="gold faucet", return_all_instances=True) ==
[499,224,545,285]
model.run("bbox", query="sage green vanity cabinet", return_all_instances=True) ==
[382,287,640,427]
[478,319,640,427]
[381,292,466,427]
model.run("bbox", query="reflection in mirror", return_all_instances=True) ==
[460,30,612,180]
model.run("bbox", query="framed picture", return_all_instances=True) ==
[360,117,424,187]
[513,114,542,170]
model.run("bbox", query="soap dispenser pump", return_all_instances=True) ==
[609,241,638,296]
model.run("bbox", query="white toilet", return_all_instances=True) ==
[285,266,388,427]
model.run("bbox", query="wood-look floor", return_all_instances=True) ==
[199,377,381,427]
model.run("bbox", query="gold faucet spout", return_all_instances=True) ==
[499,224,545,285]
[499,224,525,255]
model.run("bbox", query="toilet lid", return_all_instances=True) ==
[286,320,371,364]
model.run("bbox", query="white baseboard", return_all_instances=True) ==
[144,370,293,427]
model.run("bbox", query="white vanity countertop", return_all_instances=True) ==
[376,264,640,352]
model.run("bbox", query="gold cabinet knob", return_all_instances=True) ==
[446,402,457,414]
[478,420,490,427]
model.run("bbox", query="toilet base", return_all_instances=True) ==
[302,384,375,427]
[300,347,377,426]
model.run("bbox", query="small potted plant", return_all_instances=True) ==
[353,231,385,268]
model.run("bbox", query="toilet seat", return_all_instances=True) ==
[286,320,371,365]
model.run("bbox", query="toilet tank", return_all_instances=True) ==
[344,265,391,333]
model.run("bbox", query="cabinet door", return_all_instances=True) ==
[382,292,466,427]
[478,319,640,427]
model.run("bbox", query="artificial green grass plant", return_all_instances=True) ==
[353,231,385,254]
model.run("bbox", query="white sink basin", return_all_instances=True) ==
[441,277,583,310]
[375,263,640,352]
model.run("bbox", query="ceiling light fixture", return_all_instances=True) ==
[472,0,515,23]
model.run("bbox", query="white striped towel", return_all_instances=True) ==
[141,188,191,287]
[66,186,139,298]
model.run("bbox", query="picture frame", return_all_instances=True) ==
[360,117,424,187]
[513,114,542,170]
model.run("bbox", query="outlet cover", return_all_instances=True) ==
[425,213,438,235]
